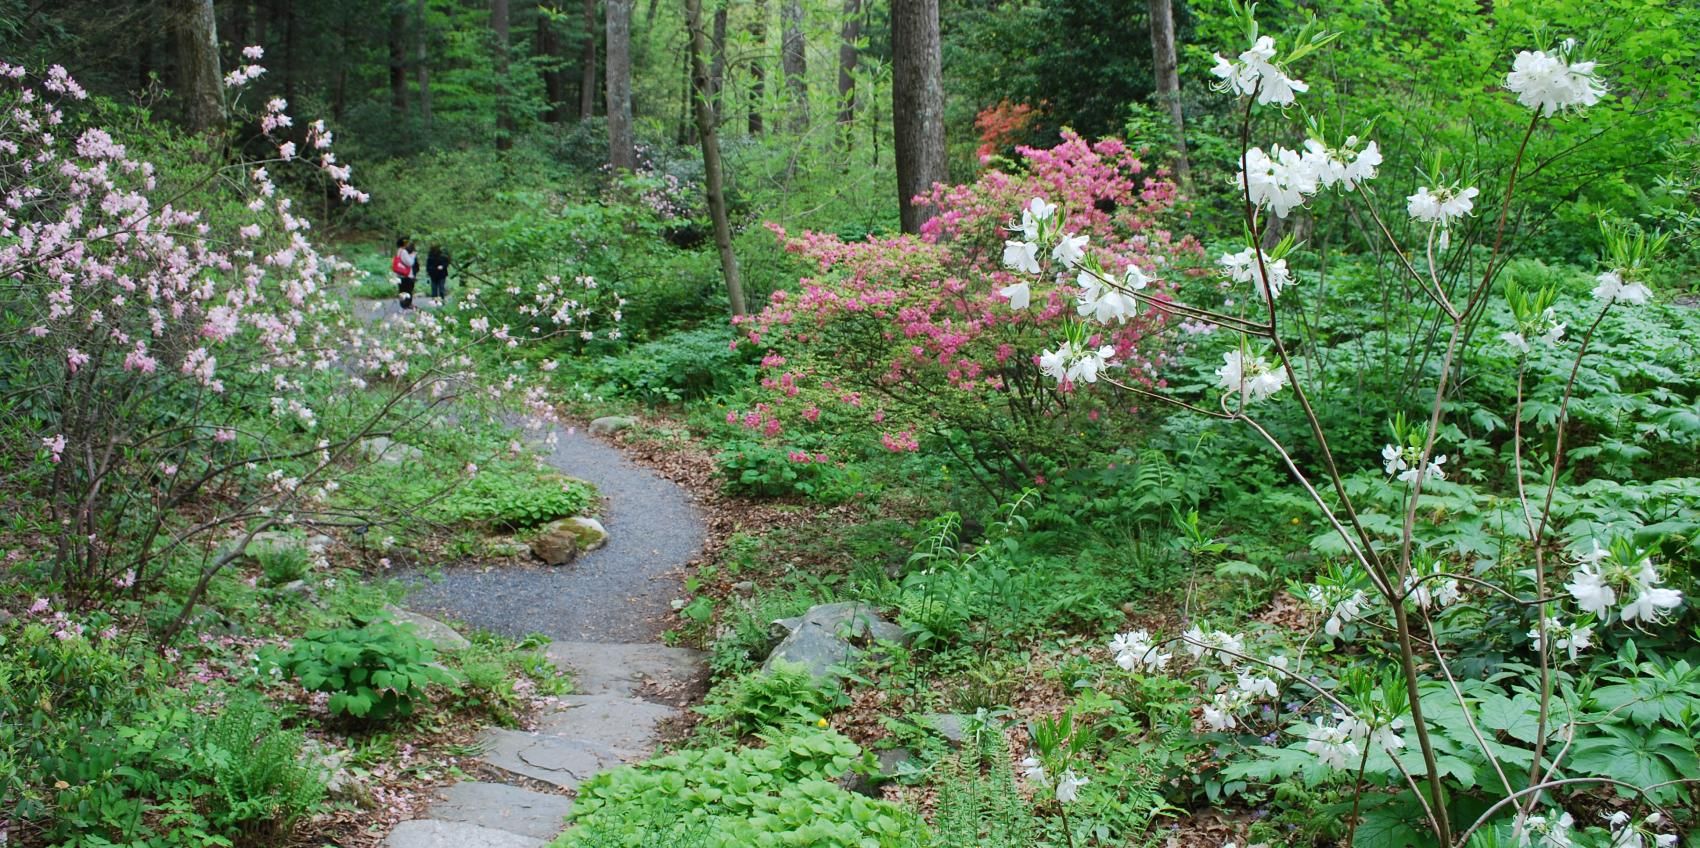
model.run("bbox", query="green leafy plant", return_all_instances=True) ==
[268,619,456,722]
[189,694,327,843]
[693,661,846,739]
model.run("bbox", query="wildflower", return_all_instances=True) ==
[1591,270,1651,305]
[42,434,66,463]
[1527,617,1593,663]
[1211,35,1309,106]
[1019,196,1057,240]
[999,280,1032,310]
[1110,628,1171,672]
[1076,270,1139,325]
[1302,715,1362,769]
[1218,247,1291,302]
[1038,342,1117,385]
[1002,239,1041,275]
[1303,136,1381,191]
[1514,811,1575,848]
[1398,454,1447,485]
[1054,769,1088,803]
[1240,145,1319,218]
[1505,42,1605,116]
[1020,756,1048,787]
[1407,185,1481,229]
[1216,349,1287,403]
[1052,232,1089,268]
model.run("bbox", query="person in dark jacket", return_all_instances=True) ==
[425,245,450,304]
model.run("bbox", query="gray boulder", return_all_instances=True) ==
[529,516,608,566]
[588,416,636,436]
[385,605,471,651]
[763,602,905,680]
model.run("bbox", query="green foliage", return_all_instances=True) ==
[555,728,929,848]
[580,326,757,405]
[268,619,456,722]
[694,661,847,739]
[715,440,856,503]
[184,695,327,841]
[255,545,312,587]
[932,734,1036,848]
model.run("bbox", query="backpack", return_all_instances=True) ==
[392,253,409,276]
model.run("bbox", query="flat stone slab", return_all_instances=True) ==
[535,694,674,756]
[386,605,471,651]
[545,641,705,699]
[478,728,626,790]
[383,819,541,848]
[427,782,573,840]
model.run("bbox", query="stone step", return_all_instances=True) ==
[478,728,629,791]
[544,641,705,700]
[534,694,675,756]
[425,781,574,840]
[383,818,543,848]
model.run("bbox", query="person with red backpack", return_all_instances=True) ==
[392,236,418,310]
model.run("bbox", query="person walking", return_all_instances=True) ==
[425,245,450,305]
[392,236,417,310]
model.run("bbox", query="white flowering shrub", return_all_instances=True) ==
[991,4,1691,846]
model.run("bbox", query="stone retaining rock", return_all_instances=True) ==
[384,605,471,651]
[529,516,609,566]
[588,416,636,436]
[763,602,905,679]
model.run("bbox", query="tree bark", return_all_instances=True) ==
[836,0,860,127]
[492,0,513,149]
[686,0,746,318]
[780,0,806,131]
[416,0,433,131]
[538,10,567,122]
[579,0,599,119]
[171,0,226,133]
[748,0,767,134]
[709,4,727,115]
[389,2,408,117]
[891,0,945,234]
[1146,0,1191,184]
[605,0,636,169]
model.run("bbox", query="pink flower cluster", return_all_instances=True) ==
[728,132,1202,459]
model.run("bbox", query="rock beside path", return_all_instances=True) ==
[764,602,905,680]
[384,605,471,651]
[383,819,542,848]
[588,416,636,436]
[424,782,573,840]
[529,516,608,566]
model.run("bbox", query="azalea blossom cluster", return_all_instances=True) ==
[1381,442,1447,483]
[1210,35,1308,106]
[733,133,1197,461]
[1238,136,1381,219]
[1504,39,1607,117]
[1302,711,1407,768]
[1018,756,1090,804]
[1563,541,1683,625]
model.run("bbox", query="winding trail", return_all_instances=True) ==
[352,295,708,848]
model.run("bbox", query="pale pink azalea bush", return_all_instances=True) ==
[728,133,1203,477]
[0,59,577,624]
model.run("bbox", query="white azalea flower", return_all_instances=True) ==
[1397,454,1446,484]
[1240,145,1320,218]
[1021,197,1057,240]
[1054,769,1089,803]
[1110,628,1172,672]
[1000,280,1032,310]
[1516,811,1576,848]
[1002,240,1041,275]
[1382,444,1409,476]
[1077,270,1139,324]
[1020,756,1048,787]
[1052,232,1089,268]
[1211,35,1309,106]
[1591,269,1651,305]
[1302,715,1362,769]
[1621,586,1683,624]
[1528,617,1594,663]
[1565,563,1617,617]
[1500,330,1530,353]
[1216,349,1288,403]
[1506,44,1606,116]
[1218,247,1291,302]
[1408,185,1481,228]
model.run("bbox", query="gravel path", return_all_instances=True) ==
[353,295,705,642]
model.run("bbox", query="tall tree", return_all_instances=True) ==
[685,0,746,317]
[537,8,568,122]
[891,0,945,233]
[389,1,409,117]
[1146,0,1190,183]
[836,0,860,127]
[748,0,766,134]
[492,0,513,149]
[604,0,636,169]
[579,0,599,119]
[171,0,226,133]
[780,0,806,130]
[416,0,433,131]
[709,4,728,115]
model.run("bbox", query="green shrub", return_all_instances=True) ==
[585,326,757,404]
[716,440,857,503]
[190,694,326,842]
[268,619,456,721]
[438,469,595,529]
[256,545,312,587]
[555,728,928,848]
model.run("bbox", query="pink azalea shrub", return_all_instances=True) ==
[0,60,576,612]
[730,132,1204,477]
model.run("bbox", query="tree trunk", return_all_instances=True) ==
[416,0,433,131]
[891,0,945,234]
[605,0,636,169]
[686,0,746,318]
[748,0,766,134]
[389,2,408,117]
[709,4,727,115]
[1146,0,1191,184]
[836,0,860,127]
[171,0,225,133]
[281,0,297,104]
[781,0,806,131]
[228,0,249,60]
[492,0,513,149]
[579,0,599,119]
[538,11,567,122]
